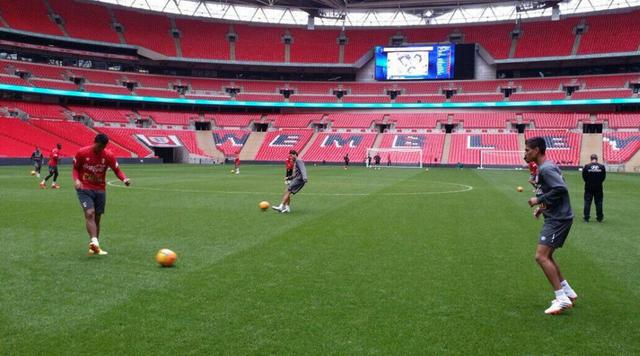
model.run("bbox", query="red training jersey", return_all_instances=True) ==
[528,161,538,176]
[49,148,60,167]
[234,157,240,167]
[72,146,127,191]
[285,157,294,170]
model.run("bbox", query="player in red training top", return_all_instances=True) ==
[234,156,240,175]
[73,134,130,255]
[40,143,62,189]
[285,155,294,184]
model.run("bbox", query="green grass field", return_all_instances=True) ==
[1,164,638,355]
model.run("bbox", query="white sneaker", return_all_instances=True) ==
[544,298,572,315]
[272,205,283,212]
[564,290,578,304]
[281,207,291,214]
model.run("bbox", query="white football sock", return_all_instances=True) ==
[561,280,577,297]
[554,289,569,301]
[91,237,99,246]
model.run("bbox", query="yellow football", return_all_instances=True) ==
[156,249,177,267]
[517,186,524,192]
[259,201,270,210]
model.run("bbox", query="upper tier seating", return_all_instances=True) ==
[578,11,640,55]
[525,130,581,165]
[212,130,250,155]
[509,92,566,101]
[599,113,640,128]
[448,133,520,165]
[272,114,323,128]
[176,19,229,60]
[254,129,315,161]
[114,9,176,56]
[2,101,67,120]
[342,95,391,103]
[30,119,133,157]
[302,132,377,163]
[30,79,79,91]
[450,93,504,103]
[453,112,514,129]
[377,133,446,164]
[571,89,633,100]
[234,25,285,62]
[523,112,587,129]
[515,19,578,58]
[602,132,640,164]
[388,113,447,129]
[395,95,447,103]
[68,106,133,123]
[49,0,119,43]
[136,110,195,126]
[212,114,261,128]
[328,113,382,129]
[0,0,62,36]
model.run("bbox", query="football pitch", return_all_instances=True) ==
[1,164,638,355]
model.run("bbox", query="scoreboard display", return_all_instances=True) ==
[374,44,474,81]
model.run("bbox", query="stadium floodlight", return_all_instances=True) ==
[479,150,527,170]
[366,148,423,169]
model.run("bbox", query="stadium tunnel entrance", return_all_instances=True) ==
[152,147,189,163]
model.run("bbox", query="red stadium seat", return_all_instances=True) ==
[302,132,377,163]
[255,129,315,161]
[448,133,520,165]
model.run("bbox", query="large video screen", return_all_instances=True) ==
[374,45,455,81]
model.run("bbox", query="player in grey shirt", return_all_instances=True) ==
[273,150,307,214]
[524,137,578,315]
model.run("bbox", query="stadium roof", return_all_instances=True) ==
[94,0,640,26]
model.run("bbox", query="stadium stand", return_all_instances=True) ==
[515,19,579,58]
[49,0,120,43]
[388,112,446,129]
[395,95,447,103]
[113,9,176,56]
[0,75,31,86]
[97,128,207,156]
[523,112,586,129]
[254,129,315,161]
[509,92,566,101]
[342,29,396,63]
[136,110,195,126]
[134,88,180,98]
[599,113,640,128]
[328,113,381,129]
[571,89,634,100]
[93,127,154,157]
[289,95,338,103]
[0,117,81,155]
[377,133,446,164]
[272,114,323,128]
[6,60,67,80]
[462,24,513,59]
[289,28,341,63]
[0,133,35,157]
[448,133,521,165]
[450,93,504,103]
[0,0,63,36]
[342,95,391,103]
[517,78,566,92]
[579,74,638,89]
[602,132,640,164]
[302,132,377,163]
[456,80,507,93]
[68,106,133,123]
[454,112,514,129]
[234,25,285,62]
[578,11,640,55]
[235,93,285,102]
[84,84,132,95]
[175,19,229,60]
[212,130,251,155]
[2,101,67,120]
[69,68,123,85]
[212,114,261,128]
[30,79,79,91]
[525,130,582,165]
[30,119,133,157]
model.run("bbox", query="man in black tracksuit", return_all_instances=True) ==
[582,154,606,223]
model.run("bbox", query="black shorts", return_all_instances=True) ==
[76,189,107,215]
[48,166,58,175]
[539,219,573,248]
[34,161,42,170]
[288,179,306,194]
[286,169,293,178]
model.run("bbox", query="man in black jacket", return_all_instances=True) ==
[582,154,606,223]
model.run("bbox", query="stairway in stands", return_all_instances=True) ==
[239,132,266,160]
